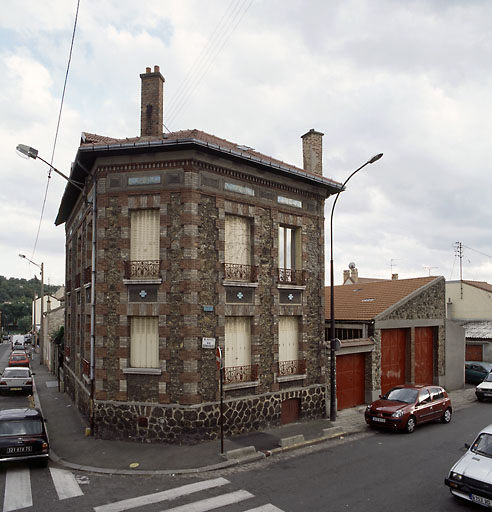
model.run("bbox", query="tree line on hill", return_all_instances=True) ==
[0,276,60,334]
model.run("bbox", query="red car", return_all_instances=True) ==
[364,384,452,433]
[8,351,30,368]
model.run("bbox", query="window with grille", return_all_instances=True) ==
[130,317,159,368]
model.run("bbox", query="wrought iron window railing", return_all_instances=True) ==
[224,364,258,384]
[278,359,307,376]
[124,260,161,279]
[278,268,305,286]
[223,263,258,282]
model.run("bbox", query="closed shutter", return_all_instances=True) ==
[225,215,250,265]
[225,317,251,367]
[131,317,159,368]
[279,316,298,362]
[130,210,160,261]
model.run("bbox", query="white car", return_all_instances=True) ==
[476,373,492,401]
[0,367,34,394]
[445,423,492,507]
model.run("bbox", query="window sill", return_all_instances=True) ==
[277,374,307,383]
[123,368,162,376]
[222,281,258,288]
[277,284,306,290]
[224,380,259,391]
[123,278,162,285]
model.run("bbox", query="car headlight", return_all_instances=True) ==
[391,410,404,418]
[451,472,463,481]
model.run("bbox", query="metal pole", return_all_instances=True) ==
[220,366,224,454]
[329,153,383,421]
[40,263,44,366]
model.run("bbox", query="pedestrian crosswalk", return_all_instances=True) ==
[93,477,285,512]
[1,469,283,511]
[2,466,84,512]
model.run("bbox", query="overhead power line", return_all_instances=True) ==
[31,0,81,261]
[165,0,254,128]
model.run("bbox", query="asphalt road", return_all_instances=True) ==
[0,341,487,512]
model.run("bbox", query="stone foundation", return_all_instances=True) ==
[93,384,326,444]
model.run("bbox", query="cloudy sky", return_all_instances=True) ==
[1,0,491,287]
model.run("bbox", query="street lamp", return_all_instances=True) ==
[329,152,383,421]
[19,254,44,365]
[16,144,85,192]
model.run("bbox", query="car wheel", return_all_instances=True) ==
[405,416,416,433]
[441,408,452,424]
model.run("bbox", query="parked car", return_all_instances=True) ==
[7,351,30,368]
[0,367,34,394]
[0,408,49,466]
[465,361,492,385]
[11,335,25,351]
[476,372,492,402]
[445,423,492,507]
[364,384,452,433]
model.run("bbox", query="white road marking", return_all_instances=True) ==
[3,467,32,512]
[50,467,84,500]
[93,477,230,512]
[162,489,253,511]
[244,504,285,511]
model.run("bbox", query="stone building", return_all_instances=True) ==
[325,276,448,410]
[55,66,343,442]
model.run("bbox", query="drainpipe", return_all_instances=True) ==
[90,177,97,435]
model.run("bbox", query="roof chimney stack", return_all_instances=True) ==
[301,129,324,176]
[140,65,165,137]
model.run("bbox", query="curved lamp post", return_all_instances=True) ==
[329,152,383,421]
[19,254,44,365]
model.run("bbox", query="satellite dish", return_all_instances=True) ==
[348,262,356,270]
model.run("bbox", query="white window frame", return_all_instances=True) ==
[225,317,251,368]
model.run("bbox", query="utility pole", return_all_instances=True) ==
[454,242,463,299]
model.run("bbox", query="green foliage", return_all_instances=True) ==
[0,275,60,333]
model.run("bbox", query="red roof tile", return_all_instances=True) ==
[325,276,441,321]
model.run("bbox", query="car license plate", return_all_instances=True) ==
[471,494,492,507]
[373,417,386,423]
[485,393,492,397]
[6,446,32,454]
[10,387,22,391]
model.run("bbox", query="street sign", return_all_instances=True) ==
[202,337,216,349]
[216,347,222,370]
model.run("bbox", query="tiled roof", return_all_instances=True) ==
[462,280,492,294]
[461,321,492,339]
[325,276,440,321]
[80,129,340,187]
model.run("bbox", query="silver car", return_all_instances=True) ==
[0,367,34,394]
[445,423,492,507]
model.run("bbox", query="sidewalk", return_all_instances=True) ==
[32,359,477,475]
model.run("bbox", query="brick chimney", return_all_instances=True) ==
[140,65,165,137]
[392,273,399,280]
[301,129,324,176]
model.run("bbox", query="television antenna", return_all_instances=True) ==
[423,265,438,276]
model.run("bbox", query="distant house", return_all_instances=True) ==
[325,275,458,410]
[447,280,492,361]
[55,66,343,442]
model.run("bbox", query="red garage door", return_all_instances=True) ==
[381,329,407,394]
[466,344,483,361]
[415,327,434,385]
[336,353,365,410]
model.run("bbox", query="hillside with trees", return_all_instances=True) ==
[0,276,60,334]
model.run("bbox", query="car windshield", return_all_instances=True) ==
[0,420,43,436]
[484,373,492,383]
[384,388,419,404]
[3,370,29,378]
[11,355,26,360]
[472,433,492,458]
